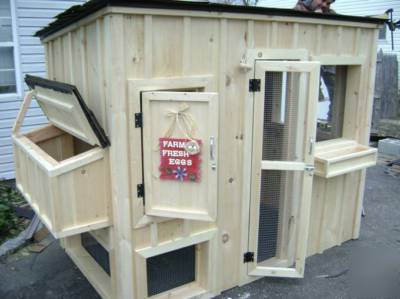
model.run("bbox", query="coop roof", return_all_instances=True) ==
[36,0,386,40]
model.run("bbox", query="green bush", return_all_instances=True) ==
[0,200,16,235]
[0,183,23,237]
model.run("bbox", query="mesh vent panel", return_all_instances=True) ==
[81,232,110,275]
[257,71,306,264]
[262,72,303,162]
[147,245,196,296]
[257,170,303,264]
[257,170,282,262]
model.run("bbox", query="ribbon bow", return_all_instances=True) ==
[163,103,197,139]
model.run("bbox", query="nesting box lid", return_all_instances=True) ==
[25,75,110,148]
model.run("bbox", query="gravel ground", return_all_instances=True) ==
[0,161,399,299]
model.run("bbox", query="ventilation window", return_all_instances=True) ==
[314,65,377,178]
[262,71,303,162]
[317,66,347,142]
[146,245,196,297]
[81,233,110,275]
[256,70,305,267]
[378,25,387,41]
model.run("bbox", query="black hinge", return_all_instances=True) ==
[243,252,254,263]
[135,113,142,128]
[249,79,261,92]
[137,184,144,198]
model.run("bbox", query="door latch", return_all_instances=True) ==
[304,164,315,175]
[210,136,217,171]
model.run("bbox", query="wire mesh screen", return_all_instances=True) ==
[257,71,305,265]
[262,72,303,162]
[257,170,282,262]
[257,170,303,265]
[147,245,196,296]
[81,233,110,275]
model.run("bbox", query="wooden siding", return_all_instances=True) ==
[42,9,379,297]
[0,0,85,180]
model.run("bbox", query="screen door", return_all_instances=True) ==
[248,61,320,278]
[141,91,218,221]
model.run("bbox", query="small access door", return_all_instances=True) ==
[247,61,320,278]
[141,91,218,221]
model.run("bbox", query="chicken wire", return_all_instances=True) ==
[146,245,196,296]
[257,71,305,264]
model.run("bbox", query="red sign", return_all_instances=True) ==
[159,137,201,182]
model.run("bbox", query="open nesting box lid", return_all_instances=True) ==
[25,75,110,148]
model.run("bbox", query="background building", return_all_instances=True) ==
[0,0,85,179]
[258,0,400,87]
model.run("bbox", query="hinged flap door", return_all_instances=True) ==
[248,61,320,278]
[25,75,109,148]
[141,91,218,221]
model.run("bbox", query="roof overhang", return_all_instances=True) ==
[35,0,387,40]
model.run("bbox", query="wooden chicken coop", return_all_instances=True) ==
[12,0,384,298]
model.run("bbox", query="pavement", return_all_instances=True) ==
[0,158,399,299]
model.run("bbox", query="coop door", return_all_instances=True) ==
[247,61,320,278]
[141,92,218,221]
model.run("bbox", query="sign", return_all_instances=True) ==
[159,137,202,182]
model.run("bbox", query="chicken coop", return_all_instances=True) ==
[12,0,384,298]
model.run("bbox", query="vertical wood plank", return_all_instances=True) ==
[335,175,346,246]
[337,26,343,55]
[79,26,89,102]
[96,18,107,131]
[340,172,358,241]
[353,29,379,239]
[238,21,255,284]
[47,41,54,79]
[266,21,271,48]
[292,23,299,48]
[152,17,183,77]
[67,32,74,84]
[217,18,228,291]
[307,176,326,256]
[190,18,219,77]
[124,15,145,80]
[219,18,247,289]
[247,20,254,49]
[144,15,153,78]
[150,222,158,247]
[61,35,70,83]
[360,29,379,144]
[86,20,107,132]
[183,17,192,76]
[52,38,63,81]
[103,14,135,299]
[271,21,278,47]
[316,25,322,55]
[354,28,361,55]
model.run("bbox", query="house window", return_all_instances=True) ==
[378,24,387,41]
[0,0,17,94]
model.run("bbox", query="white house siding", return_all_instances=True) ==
[258,0,400,87]
[0,0,85,180]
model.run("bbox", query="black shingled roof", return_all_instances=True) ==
[36,0,386,40]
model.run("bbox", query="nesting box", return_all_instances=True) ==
[13,76,111,238]
[13,1,384,298]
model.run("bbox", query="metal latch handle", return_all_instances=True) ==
[210,136,217,170]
